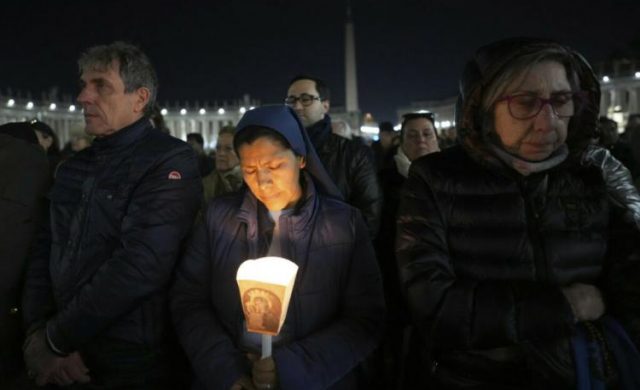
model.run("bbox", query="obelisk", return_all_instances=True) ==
[345,1,360,128]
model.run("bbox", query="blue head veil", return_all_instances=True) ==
[235,105,342,200]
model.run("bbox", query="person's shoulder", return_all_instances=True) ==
[328,133,372,158]
[202,169,222,184]
[134,128,197,171]
[316,192,359,219]
[142,127,191,154]
[56,146,93,173]
[205,188,246,217]
[412,144,467,170]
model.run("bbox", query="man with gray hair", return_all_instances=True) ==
[22,41,202,388]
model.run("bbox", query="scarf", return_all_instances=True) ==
[394,146,412,179]
[489,143,569,176]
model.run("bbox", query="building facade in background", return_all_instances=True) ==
[398,57,640,134]
[595,57,640,129]
[0,92,259,149]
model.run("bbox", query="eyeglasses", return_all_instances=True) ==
[284,93,321,107]
[496,92,585,120]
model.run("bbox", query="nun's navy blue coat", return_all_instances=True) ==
[170,176,385,390]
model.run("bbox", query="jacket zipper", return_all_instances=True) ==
[521,179,549,282]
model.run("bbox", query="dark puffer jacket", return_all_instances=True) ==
[396,38,640,388]
[23,118,202,356]
[0,132,50,381]
[171,175,385,390]
[306,115,382,237]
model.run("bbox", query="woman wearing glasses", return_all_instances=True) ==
[397,38,640,389]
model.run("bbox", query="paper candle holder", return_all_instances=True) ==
[236,256,298,336]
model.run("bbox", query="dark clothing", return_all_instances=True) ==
[171,176,385,390]
[0,134,50,384]
[373,155,412,389]
[202,168,243,203]
[306,115,382,237]
[397,38,640,389]
[398,145,640,387]
[371,141,394,172]
[583,145,640,226]
[375,153,407,320]
[196,153,215,178]
[609,139,640,184]
[22,117,202,384]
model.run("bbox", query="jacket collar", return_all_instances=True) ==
[306,114,332,151]
[91,116,151,152]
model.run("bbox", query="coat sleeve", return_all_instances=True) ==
[582,145,640,227]
[396,163,575,351]
[44,147,202,353]
[273,211,385,390]
[22,193,56,337]
[579,146,640,347]
[349,144,383,238]
[603,205,640,349]
[596,153,640,348]
[170,217,250,390]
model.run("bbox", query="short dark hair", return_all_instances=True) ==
[400,112,436,139]
[288,74,330,101]
[0,122,39,144]
[401,112,435,132]
[186,133,204,146]
[378,121,395,133]
[233,126,293,155]
[78,41,158,116]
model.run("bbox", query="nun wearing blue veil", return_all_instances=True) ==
[171,106,385,390]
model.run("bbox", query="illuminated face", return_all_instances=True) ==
[493,61,571,161]
[401,118,440,161]
[215,133,239,172]
[286,79,329,128]
[77,60,149,137]
[238,136,306,211]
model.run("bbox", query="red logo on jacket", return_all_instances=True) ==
[168,171,182,180]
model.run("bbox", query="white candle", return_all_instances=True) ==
[261,334,272,358]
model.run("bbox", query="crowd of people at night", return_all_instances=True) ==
[2,38,640,390]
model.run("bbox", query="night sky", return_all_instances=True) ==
[2,0,639,122]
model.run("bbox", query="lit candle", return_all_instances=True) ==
[236,256,298,357]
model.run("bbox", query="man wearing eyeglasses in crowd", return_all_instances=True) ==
[286,75,382,237]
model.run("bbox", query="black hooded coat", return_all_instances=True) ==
[396,38,640,388]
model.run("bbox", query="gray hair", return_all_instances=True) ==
[481,48,581,111]
[78,41,158,115]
